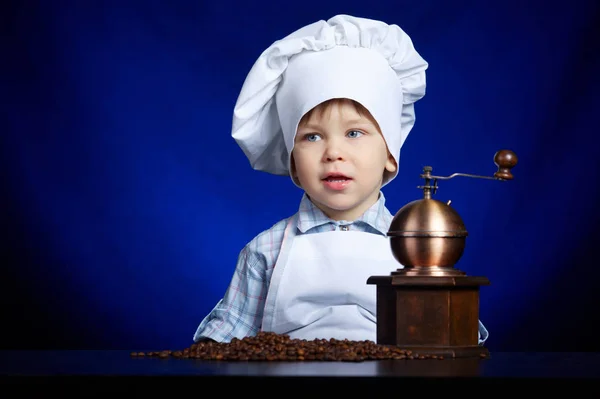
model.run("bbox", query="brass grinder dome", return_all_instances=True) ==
[387,149,517,277]
[388,198,468,276]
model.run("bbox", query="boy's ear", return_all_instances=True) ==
[290,153,297,177]
[290,153,302,187]
[385,152,397,173]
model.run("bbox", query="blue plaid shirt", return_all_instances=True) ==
[193,192,489,344]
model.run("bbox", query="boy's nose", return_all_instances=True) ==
[323,142,345,162]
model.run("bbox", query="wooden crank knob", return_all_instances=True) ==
[493,149,518,180]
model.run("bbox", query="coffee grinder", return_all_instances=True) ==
[368,149,518,358]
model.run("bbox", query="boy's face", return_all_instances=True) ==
[291,100,397,221]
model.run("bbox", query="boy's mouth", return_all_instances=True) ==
[321,173,352,191]
[321,173,352,182]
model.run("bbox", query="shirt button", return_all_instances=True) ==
[340,225,349,231]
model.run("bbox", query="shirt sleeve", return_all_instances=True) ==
[192,244,269,343]
[478,319,489,345]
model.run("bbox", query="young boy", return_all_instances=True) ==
[193,14,488,345]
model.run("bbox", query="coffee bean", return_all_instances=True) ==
[136,332,456,362]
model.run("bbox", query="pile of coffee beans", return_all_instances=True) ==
[130,331,448,362]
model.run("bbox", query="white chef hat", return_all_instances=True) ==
[231,14,428,187]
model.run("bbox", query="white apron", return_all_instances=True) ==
[260,215,400,342]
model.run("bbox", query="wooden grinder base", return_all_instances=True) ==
[367,274,490,358]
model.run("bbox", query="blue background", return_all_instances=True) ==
[2,0,599,352]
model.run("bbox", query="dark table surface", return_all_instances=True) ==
[2,350,599,394]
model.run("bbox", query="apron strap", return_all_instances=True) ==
[260,213,298,331]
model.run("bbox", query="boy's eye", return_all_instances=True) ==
[347,130,364,138]
[305,134,321,142]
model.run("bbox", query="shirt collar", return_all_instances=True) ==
[296,191,393,235]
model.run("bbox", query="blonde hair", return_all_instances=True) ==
[298,98,380,130]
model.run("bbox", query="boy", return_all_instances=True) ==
[193,14,488,344]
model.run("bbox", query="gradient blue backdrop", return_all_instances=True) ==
[2,0,599,351]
